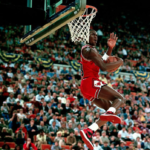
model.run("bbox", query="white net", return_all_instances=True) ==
[68,5,97,44]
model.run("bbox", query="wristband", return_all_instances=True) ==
[102,53,109,61]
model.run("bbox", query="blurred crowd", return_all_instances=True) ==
[0,5,150,150]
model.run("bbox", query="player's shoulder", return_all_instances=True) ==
[82,45,96,53]
[82,45,98,61]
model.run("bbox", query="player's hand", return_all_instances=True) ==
[107,32,118,49]
[114,56,123,64]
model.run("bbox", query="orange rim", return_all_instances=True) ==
[82,5,98,17]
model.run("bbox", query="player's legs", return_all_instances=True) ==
[97,85,125,110]
[80,82,125,150]
[80,86,125,150]
[93,98,112,127]
[85,98,118,132]
[80,99,112,150]
[95,85,125,124]
[98,86,125,123]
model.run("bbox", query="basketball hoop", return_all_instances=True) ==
[68,5,97,44]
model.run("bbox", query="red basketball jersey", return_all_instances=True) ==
[80,45,100,79]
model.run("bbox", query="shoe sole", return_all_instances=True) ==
[80,130,94,150]
[100,114,121,124]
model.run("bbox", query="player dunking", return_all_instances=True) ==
[79,30,125,150]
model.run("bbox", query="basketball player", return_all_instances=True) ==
[80,30,125,150]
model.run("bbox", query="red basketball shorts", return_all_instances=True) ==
[80,77,107,102]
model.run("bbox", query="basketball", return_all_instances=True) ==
[105,56,118,72]
[106,56,118,63]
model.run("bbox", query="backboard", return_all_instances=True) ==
[20,0,86,46]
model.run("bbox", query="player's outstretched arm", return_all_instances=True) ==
[82,47,123,71]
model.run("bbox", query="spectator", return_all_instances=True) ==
[1,127,13,142]
[14,145,22,150]
[132,110,139,120]
[36,130,47,149]
[66,131,76,146]
[44,92,52,102]
[110,143,116,150]
[15,94,24,107]
[7,69,13,78]
[118,141,126,150]
[1,102,9,120]
[7,83,14,93]
[118,126,128,141]
[67,122,74,134]
[93,140,103,150]
[23,138,37,150]
[2,141,10,150]
[48,121,59,136]
[51,141,61,150]
[11,101,22,114]
[122,47,128,59]
[54,131,65,147]
[38,121,48,133]
[58,122,68,137]
[92,132,103,145]
[42,101,49,113]
[20,67,26,76]
[135,143,144,150]
[49,114,61,128]
[134,136,144,148]
[57,93,67,105]
[144,136,150,149]
[46,108,53,120]
[15,127,25,146]
[79,97,89,107]
[17,109,26,121]
[141,129,149,139]
[100,131,110,145]
[54,103,64,116]
[115,133,126,146]
[67,93,76,103]
[132,122,142,134]
[72,141,84,150]
[61,67,68,75]
[101,141,111,150]
[0,73,3,82]
[15,123,27,140]
[36,91,44,102]
[9,111,21,132]
[43,116,49,126]
[6,93,15,106]
[133,129,141,141]
[25,119,38,142]
[126,127,134,141]
[128,143,136,150]
[74,123,82,133]
[125,115,134,127]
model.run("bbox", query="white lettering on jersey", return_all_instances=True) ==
[94,80,104,88]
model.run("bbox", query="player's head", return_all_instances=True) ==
[89,29,97,46]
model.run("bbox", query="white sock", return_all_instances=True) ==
[88,123,99,131]
[107,107,116,113]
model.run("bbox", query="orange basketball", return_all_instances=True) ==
[105,56,118,72]
[106,56,118,63]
